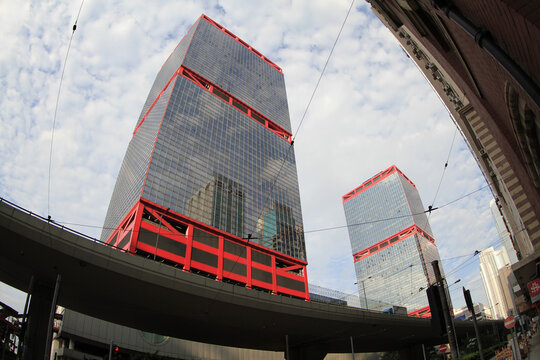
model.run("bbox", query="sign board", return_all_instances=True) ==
[437,344,449,353]
[504,316,516,329]
[528,278,540,303]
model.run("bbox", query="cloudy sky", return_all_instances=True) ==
[0,0,506,313]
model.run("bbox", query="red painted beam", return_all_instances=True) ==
[343,165,417,204]
[200,14,283,74]
[353,224,436,263]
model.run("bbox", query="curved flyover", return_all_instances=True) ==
[0,199,500,356]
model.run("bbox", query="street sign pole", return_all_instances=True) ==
[432,260,459,359]
[504,316,521,360]
[463,287,484,360]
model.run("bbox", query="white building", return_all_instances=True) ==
[479,247,517,319]
[490,199,519,264]
[454,303,492,320]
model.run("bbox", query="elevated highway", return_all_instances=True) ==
[0,199,502,359]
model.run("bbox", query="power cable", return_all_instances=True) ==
[292,0,355,141]
[47,0,85,217]
[54,181,494,240]
[429,127,458,211]
[443,249,481,278]
[441,253,474,262]
[249,0,355,248]
[443,233,515,279]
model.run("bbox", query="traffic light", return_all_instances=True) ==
[109,343,120,360]
[427,285,446,336]
[463,287,474,312]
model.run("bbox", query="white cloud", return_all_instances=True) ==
[0,0,499,312]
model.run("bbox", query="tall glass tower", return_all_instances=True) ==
[100,15,308,299]
[342,165,442,315]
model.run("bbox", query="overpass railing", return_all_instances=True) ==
[0,197,107,245]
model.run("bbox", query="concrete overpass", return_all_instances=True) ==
[0,199,502,359]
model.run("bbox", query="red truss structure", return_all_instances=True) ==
[408,305,431,318]
[106,198,309,300]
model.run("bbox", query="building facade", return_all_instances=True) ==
[100,15,308,299]
[490,199,519,264]
[479,246,518,319]
[342,165,443,314]
[454,303,492,321]
[365,0,540,312]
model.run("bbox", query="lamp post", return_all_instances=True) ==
[355,276,372,310]
[489,302,499,320]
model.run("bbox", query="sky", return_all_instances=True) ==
[0,0,507,314]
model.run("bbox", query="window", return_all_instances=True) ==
[212,87,229,102]
[506,84,540,188]
[232,99,248,113]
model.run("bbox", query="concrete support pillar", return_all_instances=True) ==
[287,343,327,360]
[24,278,56,360]
[398,344,425,360]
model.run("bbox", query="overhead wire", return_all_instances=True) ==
[47,0,85,217]
[249,0,355,247]
[429,127,458,212]
[54,181,495,241]
[443,230,515,279]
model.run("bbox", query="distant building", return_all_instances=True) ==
[308,284,349,306]
[490,199,519,264]
[479,246,519,318]
[342,165,444,314]
[454,303,492,321]
[365,0,540,314]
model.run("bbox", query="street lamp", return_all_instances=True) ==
[489,302,499,319]
[355,277,372,310]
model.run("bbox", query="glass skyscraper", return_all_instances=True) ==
[100,15,308,299]
[342,165,442,315]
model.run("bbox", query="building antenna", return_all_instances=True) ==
[47,0,85,218]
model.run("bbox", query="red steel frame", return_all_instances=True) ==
[408,305,431,318]
[352,224,436,263]
[133,65,292,143]
[342,165,417,204]
[179,65,292,142]
[132,70,178,136]
[201,14,283,74]
[106,198,309,300]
